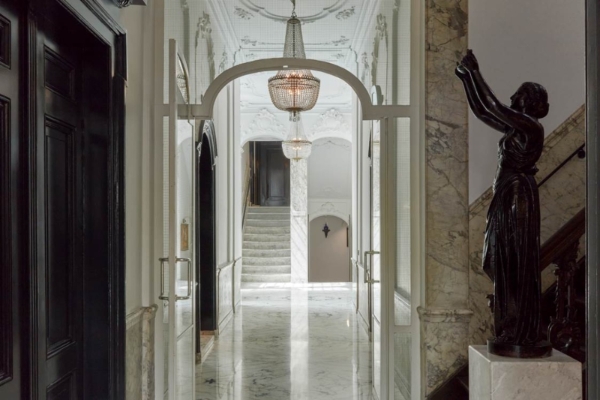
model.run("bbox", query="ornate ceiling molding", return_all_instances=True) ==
[238,0,349,23]
[310,109,351,140]
[309,201,350,224]
[241,109,286,143]
[336,6,355,20]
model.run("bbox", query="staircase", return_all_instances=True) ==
[242,206,292,283]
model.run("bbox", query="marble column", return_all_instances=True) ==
[418,0,472,396]
[290,159,308,283]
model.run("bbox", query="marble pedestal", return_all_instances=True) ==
[469,345,582,400]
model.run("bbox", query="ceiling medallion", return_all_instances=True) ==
[240,0,348,23]
[269,0,320,161]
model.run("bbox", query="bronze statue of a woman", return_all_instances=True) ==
[456,50,552,358]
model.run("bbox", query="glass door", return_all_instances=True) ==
[162,39,196,400]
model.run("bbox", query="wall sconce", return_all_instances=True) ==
[322,222,330,238]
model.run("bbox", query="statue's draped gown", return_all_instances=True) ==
[483,127,544,345]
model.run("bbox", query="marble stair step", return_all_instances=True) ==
[247,213,290,221]
[242,265,291,274]
[241,273,291,283]
[245,219,289,227]
[247,207,290,214]
[243,248,291,258]
[242,241,291,250]
[244,256,291,266]
[245,226,290,235]
[243,233,290,243]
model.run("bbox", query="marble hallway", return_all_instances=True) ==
[195,283,375,400]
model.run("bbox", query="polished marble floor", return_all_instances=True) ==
[195,283,374,400]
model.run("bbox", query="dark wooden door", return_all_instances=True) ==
[257,141,290,206]
[33,7,112,398]
[36,15,86,399]
[0,1,22,398]
[0,0,125,398]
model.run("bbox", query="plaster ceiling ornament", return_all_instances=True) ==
[310,109,351,140]
[239,0,349,24]
[335,6,355,20]
[242,108,286,142]
[234,6,254,20]
[320,202,337,214]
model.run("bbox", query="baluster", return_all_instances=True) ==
[547,238,582,353]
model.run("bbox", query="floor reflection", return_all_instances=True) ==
[195,283,373,400]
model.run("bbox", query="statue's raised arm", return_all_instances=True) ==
[456,50,548,138]
[456,50,552,358]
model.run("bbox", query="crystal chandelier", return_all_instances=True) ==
[282,111,312,161]
[268,3,320,113]
[269,1,319,161]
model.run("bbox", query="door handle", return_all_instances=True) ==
[363,250,380,284]
[158,257,193,301]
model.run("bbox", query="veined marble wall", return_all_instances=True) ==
[126,305,158,400]
[469,105,586,345]
[291,159,309,283]
[419,0,471,396]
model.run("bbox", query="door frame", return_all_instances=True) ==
[21,0,126,398]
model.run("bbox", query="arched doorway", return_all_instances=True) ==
[309,216,351,282]
[196,121,218,357]
[162,40,422,399]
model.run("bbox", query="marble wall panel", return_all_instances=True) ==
[424,0,469,309]
[126,305,158,400]
[291,159,309,283]
[468,106,586,345]
[421,0,470,395]
[419,308,472,394]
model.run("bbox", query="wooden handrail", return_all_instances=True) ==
[540,208,585,271]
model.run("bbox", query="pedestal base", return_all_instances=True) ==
[469,345,582,400]
[487,338,553,358]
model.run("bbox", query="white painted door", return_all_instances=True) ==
[163,39,196,400]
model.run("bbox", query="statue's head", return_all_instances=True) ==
[510,82,549,119]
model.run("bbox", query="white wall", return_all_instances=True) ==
[308,138,352,200]
[468,0,585,202]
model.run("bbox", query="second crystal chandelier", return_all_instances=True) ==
[268,0,320,161]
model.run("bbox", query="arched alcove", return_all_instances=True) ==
[309,216,350,283]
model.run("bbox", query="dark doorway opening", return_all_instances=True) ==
[251,141,290,206]
[196,122,218,354]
